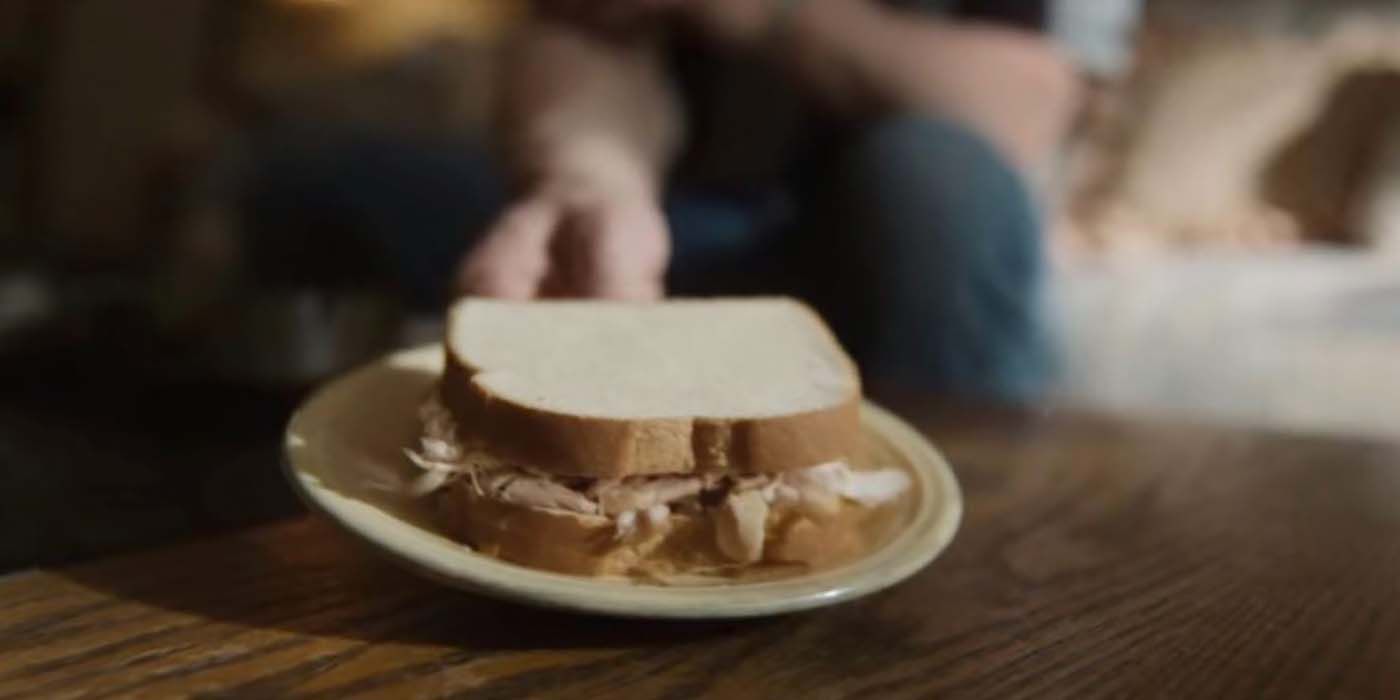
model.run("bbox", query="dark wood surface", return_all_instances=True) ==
[3,404,1400,699]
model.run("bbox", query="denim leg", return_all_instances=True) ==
[664,189,795,297]
[807,114,1052,402]
[240,126,505,309]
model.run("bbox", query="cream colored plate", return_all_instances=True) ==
[283,345,962,619]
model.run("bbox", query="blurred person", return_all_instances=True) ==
[244,0,1140,401]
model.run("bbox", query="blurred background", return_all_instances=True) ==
[1,0,1398,571]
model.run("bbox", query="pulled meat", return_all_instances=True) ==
[715,490,769,563]
[782,461,910,507]
[593,476,710,516]
[408,396,910,563]
[494,474,600,515]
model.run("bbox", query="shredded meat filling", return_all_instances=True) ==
[593,476,710,516]
[409,397,910,562]
[715,490,769,564]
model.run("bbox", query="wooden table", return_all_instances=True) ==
[3,404,1399,699]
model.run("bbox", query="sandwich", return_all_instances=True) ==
[406,297,911,580]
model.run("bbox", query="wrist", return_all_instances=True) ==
[521,137,663,203]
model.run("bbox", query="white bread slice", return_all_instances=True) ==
[439,297,862,478]
[438,482,875,577]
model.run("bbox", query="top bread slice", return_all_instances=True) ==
[439,297,862,479]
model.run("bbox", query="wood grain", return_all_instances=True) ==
[3,404,1400,699]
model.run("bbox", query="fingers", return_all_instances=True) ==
[456,199,560,299]
[460,192,670,301]
[553,201,670,300]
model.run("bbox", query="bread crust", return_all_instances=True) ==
[439,299,863,479]
[440,346,862,479]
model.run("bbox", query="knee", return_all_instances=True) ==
[836,113,1043,290]
[843,113,1025,197]
[824,114,1052,400]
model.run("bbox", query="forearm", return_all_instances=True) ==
[496,18,684,195]
[774,0,1080,174]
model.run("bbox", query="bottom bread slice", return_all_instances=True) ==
[437,484,883,580]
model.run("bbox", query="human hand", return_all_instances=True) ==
[457,176,670,300]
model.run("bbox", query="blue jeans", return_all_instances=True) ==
[243,115,1051,401]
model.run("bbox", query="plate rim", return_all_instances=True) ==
[283,345,963,619]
